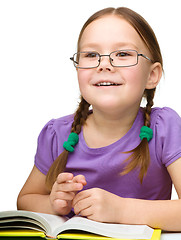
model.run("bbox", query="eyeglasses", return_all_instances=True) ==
[70,49,153,69]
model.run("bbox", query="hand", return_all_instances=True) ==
[49,173,87,215]
[72,188,122,223]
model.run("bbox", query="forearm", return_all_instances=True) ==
[120,197,181,231]
[17,193,56,215]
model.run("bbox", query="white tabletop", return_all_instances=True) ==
[161,232,181,240]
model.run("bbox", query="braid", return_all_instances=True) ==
[45,96,90,190]
[144,89,155,127]
[121,89,155,183]
[71,96,90,134]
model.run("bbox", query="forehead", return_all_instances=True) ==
[79,15,146,52]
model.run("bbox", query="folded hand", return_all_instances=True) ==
[72,188,122,223]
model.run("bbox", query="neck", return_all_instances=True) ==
[85,105,140,146]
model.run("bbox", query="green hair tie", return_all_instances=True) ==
[139,126,153,142]
[63,132,79,152]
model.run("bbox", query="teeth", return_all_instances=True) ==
[96,82,119,86]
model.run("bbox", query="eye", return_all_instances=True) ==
[83,52,99,58]
[116,51,131,57]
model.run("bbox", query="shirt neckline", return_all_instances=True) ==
[79,108,143,154]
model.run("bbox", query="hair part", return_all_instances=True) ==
[77,7,163,67]
[46,7,163,189]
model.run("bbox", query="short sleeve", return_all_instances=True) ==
[34,119,58,175]
[154,107,181,167]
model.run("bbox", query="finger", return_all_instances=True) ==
[79,207,93,218]
[73,175,87,186]
[73,196,92,215]
[54,191,75,201]
[54,199,68,209]
[57,182,84,192]
[56,172,74,184]
[72,189,90,207]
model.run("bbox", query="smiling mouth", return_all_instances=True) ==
[95,82,121,87]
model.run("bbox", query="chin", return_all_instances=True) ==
[82,94,123,110]
[93,101,123,113]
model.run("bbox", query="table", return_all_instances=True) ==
[161,232,181,239]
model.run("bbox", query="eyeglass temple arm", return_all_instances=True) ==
[138,54,153,63]
[70,57,78,64]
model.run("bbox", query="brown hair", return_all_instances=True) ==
[46,7,163,190]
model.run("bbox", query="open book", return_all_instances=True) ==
[0,210,161,239]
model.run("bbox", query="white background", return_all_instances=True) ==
[0,0,181,211]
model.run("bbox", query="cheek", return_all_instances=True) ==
[77,70,92,90]
[123,65,148,88]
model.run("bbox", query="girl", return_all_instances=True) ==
[17,7,181,231]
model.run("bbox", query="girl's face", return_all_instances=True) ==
[77,15,155,115]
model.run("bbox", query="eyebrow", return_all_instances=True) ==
[80,42,139,51]
[114,42,139,50]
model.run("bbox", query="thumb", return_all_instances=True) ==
[73,174,87,186]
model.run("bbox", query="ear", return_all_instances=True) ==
[146,62,162,89]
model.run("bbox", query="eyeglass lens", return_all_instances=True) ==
[73,50,138,68]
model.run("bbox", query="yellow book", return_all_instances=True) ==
[0,229,161,240]
[0,229,45,237]
[58,229,161,240]
[0,210,161,240]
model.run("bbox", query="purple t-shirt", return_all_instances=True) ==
[35,107,181,200]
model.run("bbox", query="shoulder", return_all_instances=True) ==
[35,114,75,175]
[151,107,181,126]
[42,114,75,134]
[36,113,75,153]
[55,114,75,124]
[150,106,181,141]
[150,107,181,167]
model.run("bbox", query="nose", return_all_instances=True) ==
[97,55,115,72]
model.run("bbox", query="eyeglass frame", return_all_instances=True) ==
[70,49,153,69]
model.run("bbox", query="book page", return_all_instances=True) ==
[57,216,154,239]
[0,211,68,238]
[0,211,154,239]
[58,229,161,240]
[34,212,68,237]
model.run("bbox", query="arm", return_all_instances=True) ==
[120,158,181,231]
[73,158,181,231]
[17,165,86,215]
[17,165,53,213]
